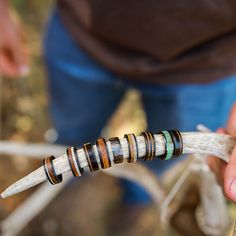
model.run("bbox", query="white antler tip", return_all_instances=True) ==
[1,191,7,199]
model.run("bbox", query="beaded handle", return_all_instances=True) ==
[43,130,183,185]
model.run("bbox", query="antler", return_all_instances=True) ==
[1,131,236,199]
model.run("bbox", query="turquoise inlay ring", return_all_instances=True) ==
[161,131,174,160]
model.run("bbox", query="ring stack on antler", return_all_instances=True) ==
[2,131,236,198]
[43,130,183,185]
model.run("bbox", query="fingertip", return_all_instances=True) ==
[224,178,236,202]
[224,148,236,202]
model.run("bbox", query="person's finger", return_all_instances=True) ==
[226,102,236,136]
[0,44,29,78]
[9,41,29,76]
[0,50,19,77]
[223,102,236,201]
[223,146,236,202]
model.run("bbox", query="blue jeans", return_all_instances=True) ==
[44,10,236,205]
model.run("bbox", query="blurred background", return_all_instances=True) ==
[1,1,236,236]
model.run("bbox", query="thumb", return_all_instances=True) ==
[224,102,236,201]
[224,147,236,201]
[226,102,236,136]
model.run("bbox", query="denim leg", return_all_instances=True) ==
[122,76,236,205]
[47,77,125,146]
[43,10,126,146]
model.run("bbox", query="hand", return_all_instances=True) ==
[0,8,29,78]
[208,102,236,201]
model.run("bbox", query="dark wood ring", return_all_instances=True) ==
[83,143,99,172]
[96,138,111,169]
[43,155,62,185]
[148,131,156,161]
[140,132,149,161]
[168,130,183,157]
[109,137,123,164]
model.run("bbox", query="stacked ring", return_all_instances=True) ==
[72,147,84,175]
[160,131,175,160]
[168,130,183,157]
[44,155,62,185]
[148,132,156,161]
[140,131,155,161]
[66,147,83,177]
[124,133,138,163]
[96,138,111,169]
[83,143,99,172]
[109,137,123,164]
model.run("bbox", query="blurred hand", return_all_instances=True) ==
[208,102,236,202]
[0,9,29,78]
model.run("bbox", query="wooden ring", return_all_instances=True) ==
[66,147,80,177]
[109,137,123,164]
[124,133,138,163]
[168,130,183,157]
[140,131,154,161]
[71,147,84,176]
[43,155,62,185]
[148,132,155,161]
[140,132,149,161]
[83,143,99,172]
[96,138,111,169]
[174,129,183,155]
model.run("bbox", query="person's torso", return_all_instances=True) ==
[59,0,236,61]
[57,0,236,84]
